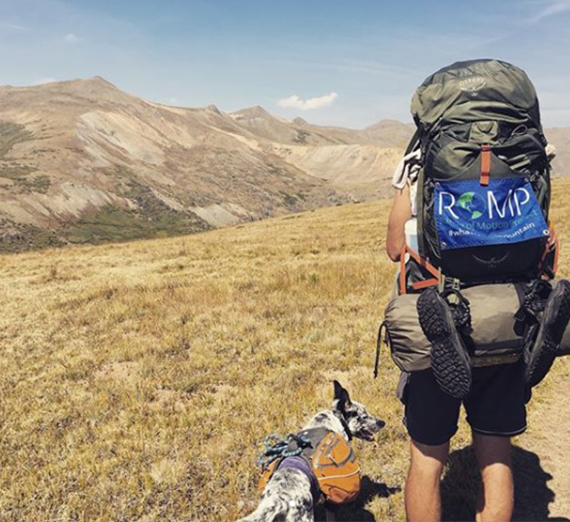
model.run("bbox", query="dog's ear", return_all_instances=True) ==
[333,380,352,411]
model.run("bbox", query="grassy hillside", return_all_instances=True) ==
[1,181,570,521]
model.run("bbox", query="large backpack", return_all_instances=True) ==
[411,59,555,285]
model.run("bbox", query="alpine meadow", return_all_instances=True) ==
[1,179,569,521]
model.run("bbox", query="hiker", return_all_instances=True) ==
[384,59,570,522]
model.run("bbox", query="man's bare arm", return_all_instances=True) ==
[386,184,412,262]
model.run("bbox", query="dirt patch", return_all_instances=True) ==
[149,388,188,412]
[94,361,141,383]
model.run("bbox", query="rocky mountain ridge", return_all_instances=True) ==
[0,77,566,252]
[0,77,412,251]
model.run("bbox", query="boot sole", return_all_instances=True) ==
[417,289,472,399]
[525,280,570,387]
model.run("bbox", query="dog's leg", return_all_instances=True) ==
[287,505,315,522]
[237,497,288,522]
[287,508,314,522]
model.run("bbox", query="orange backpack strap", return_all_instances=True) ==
[480,144,492,186]
[310,432,360,504]
[258,458,281,495]
[399,244,441,295]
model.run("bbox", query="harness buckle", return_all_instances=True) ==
[451,278,461,291]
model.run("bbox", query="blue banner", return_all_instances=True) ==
[434,178,549,251]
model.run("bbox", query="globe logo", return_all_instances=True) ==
[457,191,486,220]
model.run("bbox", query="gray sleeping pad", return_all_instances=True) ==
[385,281,570,372]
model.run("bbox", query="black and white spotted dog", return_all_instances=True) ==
[238,381,385,522]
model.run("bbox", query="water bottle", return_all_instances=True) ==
[405,218,418,253]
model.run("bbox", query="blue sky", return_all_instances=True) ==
[1,0,570,128]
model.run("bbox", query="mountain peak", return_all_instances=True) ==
[87,75,117,87]
[231,105,272,121]
[364,118,409,131]
[205,104,222,115]
[46,76,134,104]
[69,76,120,91]
[292,117,308,126]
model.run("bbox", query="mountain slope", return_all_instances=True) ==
[229,107,412,198]
[0,78,409,251]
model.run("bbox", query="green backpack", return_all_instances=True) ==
[411,59,555,285]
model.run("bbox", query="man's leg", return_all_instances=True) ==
[471,432,514,522]
[405,439,449,522]
[465,361,526,521]
[401,368,460,522]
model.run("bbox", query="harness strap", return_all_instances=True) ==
[277,456,321,504]
[258,433,312,469]
[399,247,407,295]
[399,243,441,295]
[552,231,559,276]
[412,279,439,291]
[538,226,558,279]
[333,411,353,442]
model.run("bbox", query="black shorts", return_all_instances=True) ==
[401,359,527,446]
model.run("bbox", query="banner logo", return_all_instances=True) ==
[434,179,548,250]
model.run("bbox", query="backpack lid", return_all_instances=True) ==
[411,59,541,132]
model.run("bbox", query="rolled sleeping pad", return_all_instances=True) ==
[384,281,570,373]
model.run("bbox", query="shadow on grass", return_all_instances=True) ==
[441,445,569,522]
[315,475,401,521]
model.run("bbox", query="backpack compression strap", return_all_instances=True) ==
[399,244,440,295]
[480,144,492,186]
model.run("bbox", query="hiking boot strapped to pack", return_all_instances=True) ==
[524,279,570,387]
[417,287,472,399]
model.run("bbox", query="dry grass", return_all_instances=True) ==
[1,180,570,521]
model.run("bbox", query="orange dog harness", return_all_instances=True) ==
[259,427,360,504]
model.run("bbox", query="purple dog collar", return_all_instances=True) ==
[277,456,320,503]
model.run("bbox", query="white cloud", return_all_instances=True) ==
[528,0,570,23]
[277,92,338,111]
[64,33,80,43]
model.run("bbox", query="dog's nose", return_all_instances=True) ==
[376,419,386,429]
